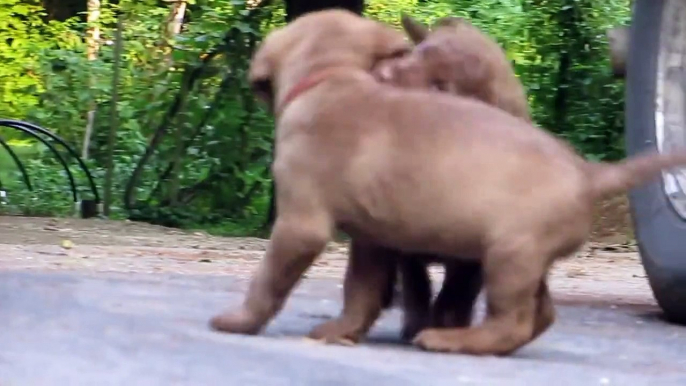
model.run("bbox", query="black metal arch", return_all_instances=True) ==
[0,119,100,204]
[0,122,78,202]
[0,134,32,191]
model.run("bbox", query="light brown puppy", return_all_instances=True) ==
[210,9,686,355]
[311,14,533,343]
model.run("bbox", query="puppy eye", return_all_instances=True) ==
[388,48,410,59]
[375,48,410,66]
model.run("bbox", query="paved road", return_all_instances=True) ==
[2,270,686,386]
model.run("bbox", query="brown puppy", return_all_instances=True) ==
[377,15,530,120]
[310,14,533,343]
[210,9,686,355]
[383,15,533,338]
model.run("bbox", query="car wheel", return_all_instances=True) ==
[626,0,686,324]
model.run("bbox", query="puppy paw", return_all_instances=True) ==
[308,319,362,346]
[432,309,472,329]
[412,328,465,353]
[414,328,505,356]
[209,308,263,335]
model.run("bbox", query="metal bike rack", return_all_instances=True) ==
[0,119,101,218]
[0,134,32,191]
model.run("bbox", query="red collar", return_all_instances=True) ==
[276,69,338,114]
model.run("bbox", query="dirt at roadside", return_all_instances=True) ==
[0,212,654,310]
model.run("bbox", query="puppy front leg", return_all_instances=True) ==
[211,215,331,335]
[308,240,395,345]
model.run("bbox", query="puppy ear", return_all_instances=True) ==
[433,16,466,29]
[249,41,273,85]
[248,40,276,105]
[416,41,443,60]
[400,13,429,43]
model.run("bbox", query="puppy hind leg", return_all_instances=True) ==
[532,278,555,340]
[431,260,482,329]
[211,214,332,335]
[414,243,547,356]
[309,241,396,344]
[381,258,399,309]
[399,256,433,341]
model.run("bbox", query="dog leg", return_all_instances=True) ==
[413,243,545,356]
[399,256,433,341]
[308,240,395,345]
[211,215,331,335]
[532,279,555,340]
[430,260,482,329]
[381,257,399,309]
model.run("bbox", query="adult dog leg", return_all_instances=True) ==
[414,243,546,355]
[211,215,331,335]
[430,260,482,329]
[308,240,395,344]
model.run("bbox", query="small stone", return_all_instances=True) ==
[198,258,212,263]
[61,240,74,249]
[566,267,586,278]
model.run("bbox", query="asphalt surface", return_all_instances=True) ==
[2,270,686,386]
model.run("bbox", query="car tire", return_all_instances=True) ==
[626,0,686,324]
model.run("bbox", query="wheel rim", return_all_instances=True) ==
[655,0,686,219]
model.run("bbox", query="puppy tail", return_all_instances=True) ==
[586,150,686,200]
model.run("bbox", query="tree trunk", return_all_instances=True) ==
[81,0,100,160]
[265,0,365,229]
[167,0,187,36]
[162,0,188,206]
[104,15,124,217]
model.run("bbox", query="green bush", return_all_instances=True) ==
[0,0,632,234]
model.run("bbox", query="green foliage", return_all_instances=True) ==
[0,0,632,233]
[0,0,81,121]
